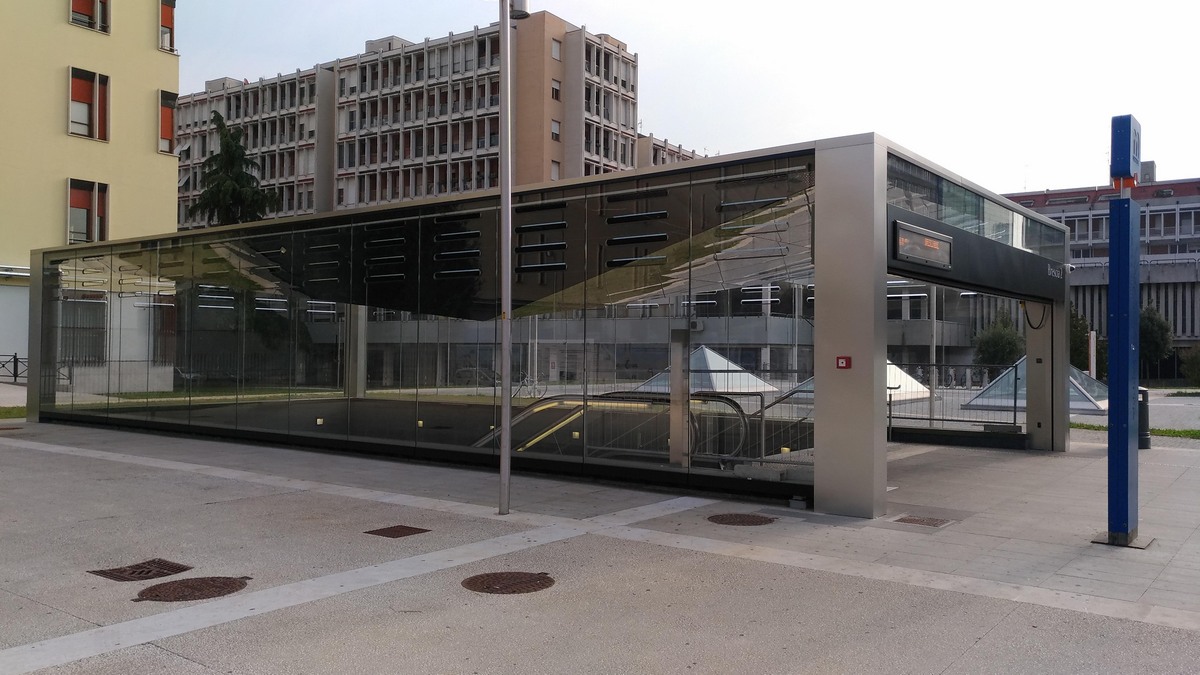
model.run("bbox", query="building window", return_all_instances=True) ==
[551,79,561,101]
[159,0,176,51]
[68,179,108,244]
[551,39,562,61]
[159,91,177,152]
[69,68,108,140]
[60,291,108,366]
[550,120,561,142]
[70,0,109,33]
[550,160,561,181]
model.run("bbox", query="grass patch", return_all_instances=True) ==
[1148,428,1200,440]
[0,406,26,419]
[1166,391,1200,397]
[1071,421,1200,440]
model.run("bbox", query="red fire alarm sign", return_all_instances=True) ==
[836,356,852,369]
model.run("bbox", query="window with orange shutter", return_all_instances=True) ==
[160,0,176,51]
[68,180,108,244]
[69,68,109,140]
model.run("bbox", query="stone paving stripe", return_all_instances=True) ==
[597,525,1200,633]
[582,496,717,526]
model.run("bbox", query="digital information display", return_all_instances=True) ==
[894,220,952,270]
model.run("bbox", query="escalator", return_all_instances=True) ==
[471,392,749,467]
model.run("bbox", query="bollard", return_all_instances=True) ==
[1138,386,1151,450]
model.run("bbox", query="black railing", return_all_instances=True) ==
[0,354,27,383]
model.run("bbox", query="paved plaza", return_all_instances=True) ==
[3,406,1200,672]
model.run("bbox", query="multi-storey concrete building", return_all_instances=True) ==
[0,0,180,361]
[1005,164,1200,363]
[176,11,698,228]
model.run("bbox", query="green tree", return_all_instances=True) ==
[1139,306,1174,373]
[1068,304,1092,371]
[188,111,278,226]
[974,311,1025,367]
[1182,348,1200,387]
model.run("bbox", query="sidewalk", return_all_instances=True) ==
[3,422,1200,673]
[0,382,26,407]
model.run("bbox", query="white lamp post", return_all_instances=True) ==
[498,0,529,515]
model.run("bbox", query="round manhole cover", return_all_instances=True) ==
[707,513,776,526]
[132,576,251,602]
[462,572,554,594]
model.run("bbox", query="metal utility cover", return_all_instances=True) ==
[88,559,192,582]
[132,576,251,602]
[365,525,431,538]
[462,572,555,594]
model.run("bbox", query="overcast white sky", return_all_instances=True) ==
[178,0,1199,195]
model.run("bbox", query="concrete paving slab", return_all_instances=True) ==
[0,383,27,407]
[146,536,1021,675]
[1141,587,1200,614]
[0,589,96,651]
[1039,573,1150,602]
[940,602,1200,675]
[5,422,1200,673]
[35,644,217,675]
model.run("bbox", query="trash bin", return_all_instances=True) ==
[1138,386,1151,450]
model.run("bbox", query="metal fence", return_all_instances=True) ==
[888,362,1021,429]
[0,354,27,384]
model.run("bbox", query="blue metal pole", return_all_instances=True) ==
[1106,195,1139,545]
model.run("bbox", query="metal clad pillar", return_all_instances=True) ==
[1025,297,1069,452]
[813,136,888,518]
[345,304,368,399]
[26,250,46,421]
[1102,114,1142,547]
[669,328,690,467]
[1107,195,1140,543]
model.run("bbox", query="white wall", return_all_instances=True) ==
[0,284,30,360]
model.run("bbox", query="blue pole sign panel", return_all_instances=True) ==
[1110,115,1141,181]
[1107,195,1140,545]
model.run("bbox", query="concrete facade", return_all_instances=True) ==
[175,10,699,228]
[1006,174,1200,360]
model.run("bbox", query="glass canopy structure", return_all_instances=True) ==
[28,134,1069,517]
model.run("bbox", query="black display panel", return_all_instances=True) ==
[894,220,952,270]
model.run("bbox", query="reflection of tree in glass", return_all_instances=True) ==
[974,312,1024,379]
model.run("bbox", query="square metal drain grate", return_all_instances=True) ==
[88,558,193,582]
[894,515,953,528]
[365,525,430,538]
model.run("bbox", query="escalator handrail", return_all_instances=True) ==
[602,390,749,457]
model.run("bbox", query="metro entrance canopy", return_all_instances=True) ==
[28,134,1069,518]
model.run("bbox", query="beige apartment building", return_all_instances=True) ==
[0,0,180,361]
[175,10,697,228]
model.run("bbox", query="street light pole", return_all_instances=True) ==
[498,0,529,516]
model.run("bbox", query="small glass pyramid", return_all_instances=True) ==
[962,356,1108,415]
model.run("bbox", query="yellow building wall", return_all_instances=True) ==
[0,0,179,278]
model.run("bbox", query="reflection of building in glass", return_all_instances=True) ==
[1005,168,1200,375]
[31,135,1069,518]
[175,11,699,228]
